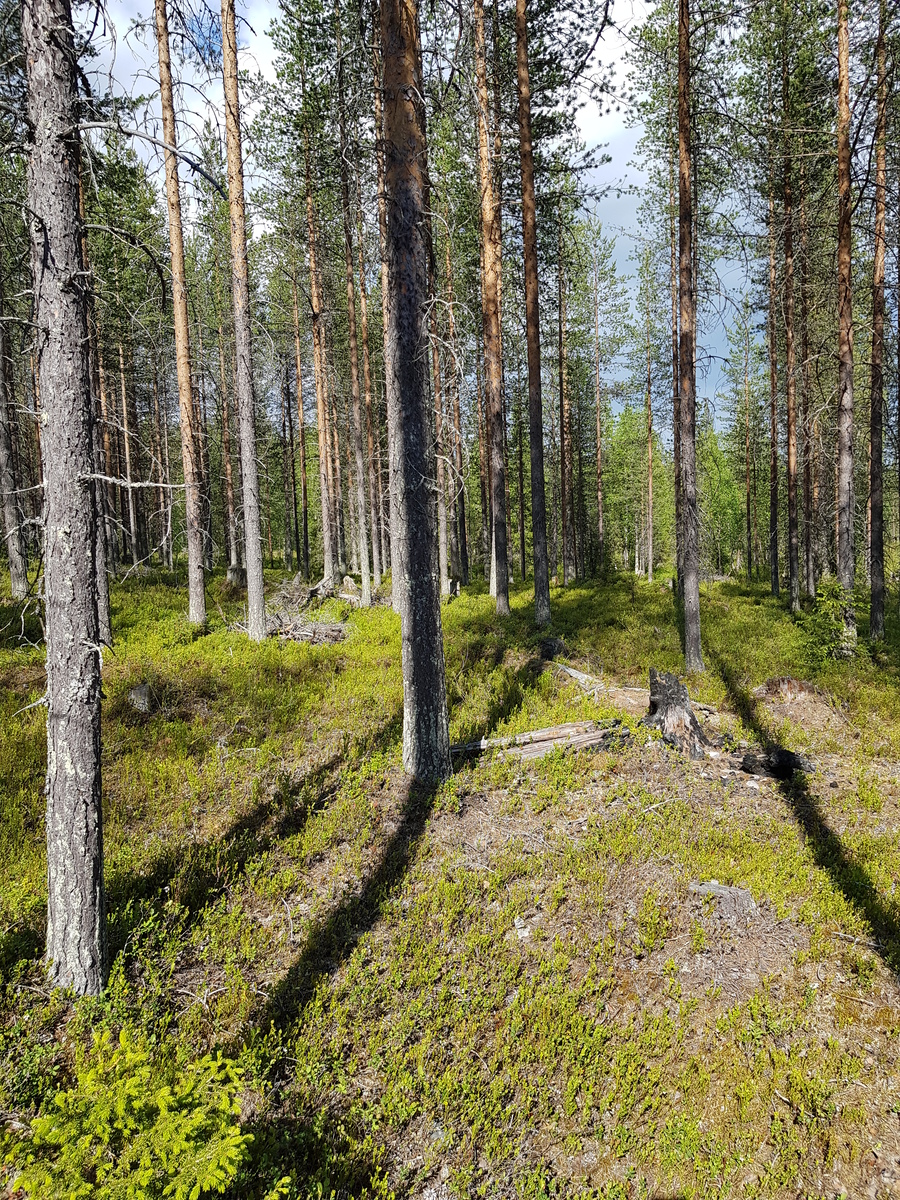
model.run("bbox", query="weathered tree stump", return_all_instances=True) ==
[642,668,707,758]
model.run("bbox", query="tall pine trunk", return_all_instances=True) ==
[221,0,265,639]
[799,154,815,597]
[355,171,382,590]
[336,15,371,607]
[381,0,451,782]
[291,278,311,580]
[474,0,509,614]
[155,0,205,623]
[835,0,856,644]
[678,0,702,671]
[559,237,575,584]
[514,0,550,621]
[25,0,105,994]
[869,0,886,640]
[782,50,800,612]
[766,114,780,598]
[302,110,336,584]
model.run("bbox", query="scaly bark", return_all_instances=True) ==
[25,0,105,994]
[380,0,451,781]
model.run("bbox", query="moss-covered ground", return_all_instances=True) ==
[2,571,900,1198]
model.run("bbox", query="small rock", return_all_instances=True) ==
[745,780,760,790]
[127,682,154,714]
[341,575,360,595]
[514,916,530,939]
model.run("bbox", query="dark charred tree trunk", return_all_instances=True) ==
[24,0,106,994]
[381,0,451,782]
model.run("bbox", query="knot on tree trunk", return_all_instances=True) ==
[642,667,707,759]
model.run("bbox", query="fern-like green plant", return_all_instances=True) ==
[8,1029,252,1200]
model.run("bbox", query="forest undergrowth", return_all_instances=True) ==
[2,572,900,1199]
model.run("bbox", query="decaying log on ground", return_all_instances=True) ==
[451,719,630,761]
[642,668,707,758]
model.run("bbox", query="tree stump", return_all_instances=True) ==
[642,668,707,758]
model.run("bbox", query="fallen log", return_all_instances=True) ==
[450,719,629,761]
[641,668,707,759]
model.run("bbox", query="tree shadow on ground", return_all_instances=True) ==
[710,646,900,975]
[105,705,404,953]
[243,773,438,1039]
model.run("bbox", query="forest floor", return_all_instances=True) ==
[2,570,900,1199]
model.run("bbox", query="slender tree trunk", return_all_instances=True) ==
[476,356,490,575]
[302,108,336,584]
[678,0,702,671]
[291,279,310,580]
[646,319,654,584]
[355,171,382,590]
[381,0,451,782]
[835,0,855,636]
[869,0,886,640]
[280,364,294,570]
[25,0,105,994]
[445,235,469,586]
[330,380,347,572]
[430,283,450,595]
[116,336,139,568]
[372,20,399,607]
[285,366,301,569]
[335,20,371,606]
[96,341,118,575]
[558,237,575,584]
[514,0,550,620]
[668,54,682,593]
[595,295,605,578]
[0,301,27,598]
[474,0,509,614]
[782,51,800,612]
[799,154,815,597]
[195,324,213,571]
[744,320,752,580]
[154,0,205,623]
[221,0,265,638]
[218,320,243,581]
[151,355,169,568]
[767,132,780,597]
